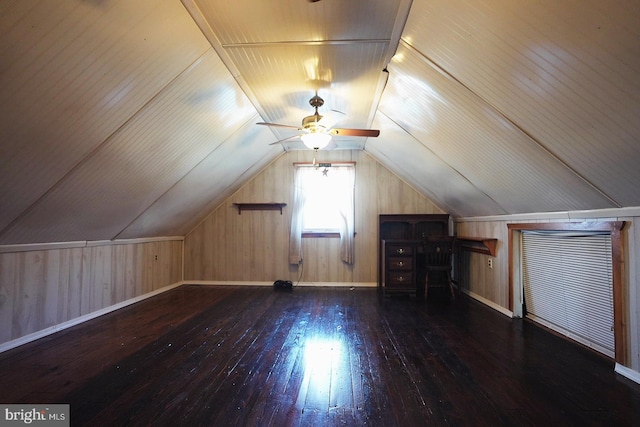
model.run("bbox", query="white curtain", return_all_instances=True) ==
[288,166,307,264]
[334,166,355,264]
[288,165,355,265]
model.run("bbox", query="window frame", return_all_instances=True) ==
[295,162,355,238]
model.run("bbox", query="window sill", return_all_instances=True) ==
[302,232,340,238]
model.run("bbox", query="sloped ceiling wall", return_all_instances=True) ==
[371,1,640,217]
[0,0,282,245]
[0,0,638,245]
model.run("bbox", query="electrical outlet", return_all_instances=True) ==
[488,257,493,269]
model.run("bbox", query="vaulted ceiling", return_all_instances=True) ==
[1,0,639,245]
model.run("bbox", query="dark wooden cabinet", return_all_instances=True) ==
[378,214,450,296]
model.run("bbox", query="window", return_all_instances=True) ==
[301,166,346,234]
[289,163,355,265]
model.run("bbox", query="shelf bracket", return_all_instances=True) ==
[456,236,498,257]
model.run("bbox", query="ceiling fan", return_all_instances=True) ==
[257,95,380,150]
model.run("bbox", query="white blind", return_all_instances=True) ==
[521,231,614,357]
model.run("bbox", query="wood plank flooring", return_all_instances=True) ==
[1,285,639,426]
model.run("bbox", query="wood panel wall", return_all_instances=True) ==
[456,214,639,375]
[0,240,183,346]
[455,220,510,309]
[184,150,445,283]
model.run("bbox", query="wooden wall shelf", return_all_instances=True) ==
[456,236,498,257]
[233,203,287,215]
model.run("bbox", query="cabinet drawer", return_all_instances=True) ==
[387,257,412,270]
[387,272,413,287]
[387,244,413,256]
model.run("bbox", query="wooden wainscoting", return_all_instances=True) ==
[0,239,183,347]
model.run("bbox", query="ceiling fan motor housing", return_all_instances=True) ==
[302,113,325,131]
[309,95,324,109]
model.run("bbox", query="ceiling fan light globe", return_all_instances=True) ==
[301,132,332,150]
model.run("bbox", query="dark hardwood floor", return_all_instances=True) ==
[1,285,639,426]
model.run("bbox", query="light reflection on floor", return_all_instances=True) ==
[295,337,346,411]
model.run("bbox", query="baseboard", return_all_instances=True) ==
[0,281,183,354]
[185,280,274,287]
[463,289,514,318]
[615,363,640,385]
[184,280,377,288]
[296,281,376,288]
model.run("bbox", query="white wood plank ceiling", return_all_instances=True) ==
[0,0,639,244]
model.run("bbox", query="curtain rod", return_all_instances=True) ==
[293,161,356,167]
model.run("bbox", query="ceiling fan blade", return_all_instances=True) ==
[257,122,301,130]
[324,139,339,150]
[317,110,345,129]
[329,128,380,137]
[268,134,302,145]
